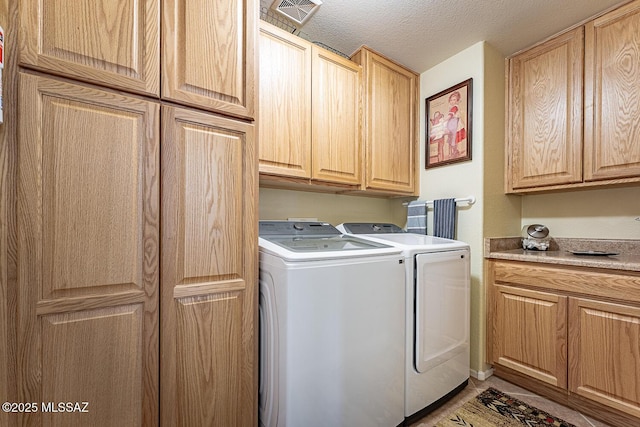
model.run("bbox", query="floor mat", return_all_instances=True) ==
[436,387,576,427]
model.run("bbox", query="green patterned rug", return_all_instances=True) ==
[436,387,576,427]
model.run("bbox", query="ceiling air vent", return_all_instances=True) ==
[271,0,323,26]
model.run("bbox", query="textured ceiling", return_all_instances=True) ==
[263,0,626,73]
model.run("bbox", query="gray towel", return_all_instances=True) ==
[406,200,427,234]
[433,198,456,239]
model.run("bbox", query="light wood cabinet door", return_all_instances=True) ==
[258,22,312,179]
[162,0,256,119]
[362,49,418,194]
[19,0,160,96]
[507,27,584,191]
[584,0,640,181]
[353,47,418,194]
[493,285,568,388]
[17,73,159,426]
[311,46,362,185]
[258,22,363,187]
[569,298,640,419]
[161,106,257,426]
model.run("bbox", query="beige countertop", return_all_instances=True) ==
[485,237,640,272]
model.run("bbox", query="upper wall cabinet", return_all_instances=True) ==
[352,47,419,195]
[311,46,362,185]
[506,0,640,193]
[584,0,640,181]
[506,28,584,191]
[19,0,160,96]
[258,22,312,179]
[258,21,361,187]
[162,0,256,120]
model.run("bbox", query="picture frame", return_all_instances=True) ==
[425,78,472,169]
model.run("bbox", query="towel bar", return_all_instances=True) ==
[403,196,476,207]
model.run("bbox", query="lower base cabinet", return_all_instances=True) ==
[493,286,567,388]
[569,298,640,419]
[488,260,640,426]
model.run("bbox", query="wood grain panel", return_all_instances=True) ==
[368,54,413,190]
[41,96,141,298]
[175,293,243,425]
[182,122,243,281]
[585,0,640,181]
[258,22,312,178]
[19,0,159,95]
[493,261,640,304]
[17,73,159,426]
[354,47,418,194]
[569,298,640,418]
[0,2,17,426]
[162,0,256,119]
[312,46,362,185]
[41,305,144,426]
[493,285,567,387]
[162,105,257,426]
[508,27,583,190]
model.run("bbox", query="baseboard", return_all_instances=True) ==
[470,367,494,381]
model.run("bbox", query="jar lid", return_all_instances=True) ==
[526,224,549,239]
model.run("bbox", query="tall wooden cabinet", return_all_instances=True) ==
[162,0,256,119]
[161,107,256,426]
[19,0,160,95]
[17,73,160,426]
[506,0,640,193]
[258,21,361,187]
[13,0,258,425]
[352,46,418,195]
[19,0,256,119]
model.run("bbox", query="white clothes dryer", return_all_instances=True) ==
[336,223,470,425]
[258,221,406,427]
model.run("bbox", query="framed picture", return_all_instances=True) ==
[425,78,472,169]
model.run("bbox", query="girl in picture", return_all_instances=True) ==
[445,91,466,158]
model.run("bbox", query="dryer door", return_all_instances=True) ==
[414,249,470,373]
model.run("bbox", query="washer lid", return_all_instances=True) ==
[259,221,404,260]
[259,220,341,237]
[263,235,391,253]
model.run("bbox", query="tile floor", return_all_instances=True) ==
[409,375,613,427]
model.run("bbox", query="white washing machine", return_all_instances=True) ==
[258,221,406,427]
[336,223,470,425]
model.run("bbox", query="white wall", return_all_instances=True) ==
[259,187,408,226]
[522,187,640,239]
[420,42,520,375]
[421,43,486,374]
